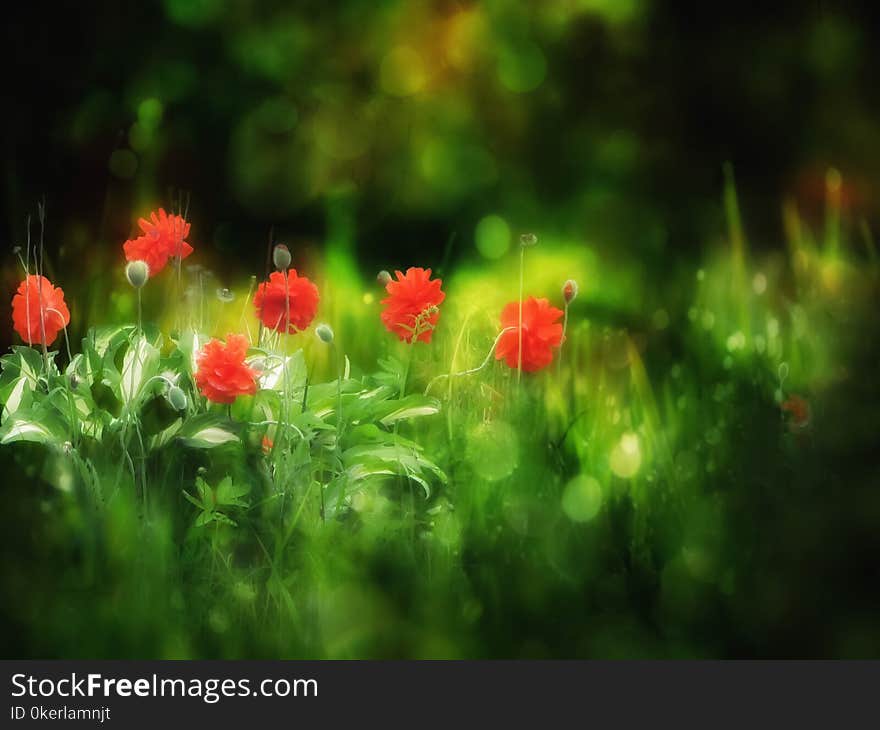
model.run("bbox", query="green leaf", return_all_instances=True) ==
[344,423,425,451]
[378,395,441,425]
[2,376,32,421]
[195,476,213,505]
[0,348,49,422]
[373,355,407,391]
[252,349,307,392]
[173,329,207,376]
[1,419,54,445]
[343,443,446,498]
[195,510,214,527]
[183,489,206,511]
[120,336,160,405]
[215,476,250,507]
[182,426,239,447]
[147,418,183,451]
[178,414,241,448]
[0,408,65,446]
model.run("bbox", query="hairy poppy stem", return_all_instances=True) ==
[424,327,516,396]
[332,342,344,522]
[63,355,79,449]
[137,288,143,335]
[33,211,51,376]
[401,332,418,398]
[557,302,569,379]
[517,246,524,385]
[334,343,343,434]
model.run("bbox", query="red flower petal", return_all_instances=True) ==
[380,267,445,343]
[194,333,258,404]
[496,297,564,373]
[11,275,70,347]
[254,270,320,334]
[124,207,193,275]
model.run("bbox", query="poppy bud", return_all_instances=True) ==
[377,270,392,286]
[315,323,334,344]
[216,287,234,303]
[125,260,150,289]
[563,279,579,304]
[167,385,188,411]
[520,233,538,247]
[273,244,291,272]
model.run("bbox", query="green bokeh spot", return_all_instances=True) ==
[475,215,510,260]
[466,421,518,482]
[138,98,163,129]
[164,0,220,27]
[561,475,603,523]
[497,42,546,93]
[381,47,427,96]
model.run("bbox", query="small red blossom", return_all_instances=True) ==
[380,267,445,343]
[261,435,274,455]
[194,333,258,404]
[254,270,320,334]
[11,275,71,347]
[495,297,564,373]
[781,394,811,430]
[123,208,193,275]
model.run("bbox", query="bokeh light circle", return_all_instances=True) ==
[561,475,603,522]
[610,432,642,478]
[466,421,518,482]
[475,215,511,260]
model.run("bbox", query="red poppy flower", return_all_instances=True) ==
[781,394,811,430]
[380,267,445,343]
[495,297,564,373]
[11,275,71,347]
[253,270,320,334]
[194,333,258,404]
[123,208,193,275]
[261,435,274,455]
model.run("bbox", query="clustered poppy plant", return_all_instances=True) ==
[380,267,445,344]
[123,208,193,275]
[254,270,320,334]
[194,333,258,404]
[495,296,564,372]
[11,274,70,346]
[8,201,571,429]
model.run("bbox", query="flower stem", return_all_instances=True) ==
[34,211,51,377]
[334,343,343,434]
[517,245,524,385]
[137,287,143,335]
[61,324,79,446]
[332,342,344,521]
[424,327,515,396]
[557,302,569,379]
[402,333,419,398]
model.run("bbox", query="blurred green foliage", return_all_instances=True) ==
[3,1,880,658]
